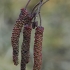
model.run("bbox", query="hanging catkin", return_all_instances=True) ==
[21,25,32,70]
[33,26,44,70]
[11,8,32,65]
[11,22,22,65]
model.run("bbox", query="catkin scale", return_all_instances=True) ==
[33,26,44,70]
[21,25,32,70]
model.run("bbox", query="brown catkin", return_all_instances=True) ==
[21,25,32,70]
[11,23,21,65]
[33,26,44,70]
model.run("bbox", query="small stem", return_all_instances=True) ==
[31,2,40,14]
[31,0,43,14]
[42,0,49,6]
[25,0,31,9]
[38,0,49,26]
[39,0,49,12]
[34,0,49,13]
[39,12,42,26]
[37,0,42,26]
[31,0,49,26]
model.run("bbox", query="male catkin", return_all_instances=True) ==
[33,26,44,70]
[21,25,32,70]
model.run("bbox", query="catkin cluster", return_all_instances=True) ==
[11,8,32,65]
[11,0,46,69]
[11,10,44,70]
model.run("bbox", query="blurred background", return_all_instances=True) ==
[0,0,70,70]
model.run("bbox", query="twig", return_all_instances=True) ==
[25,0,31,9]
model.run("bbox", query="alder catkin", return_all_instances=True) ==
[11,26,21,65]
[33,26,44,70]
[21,25,32,70]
